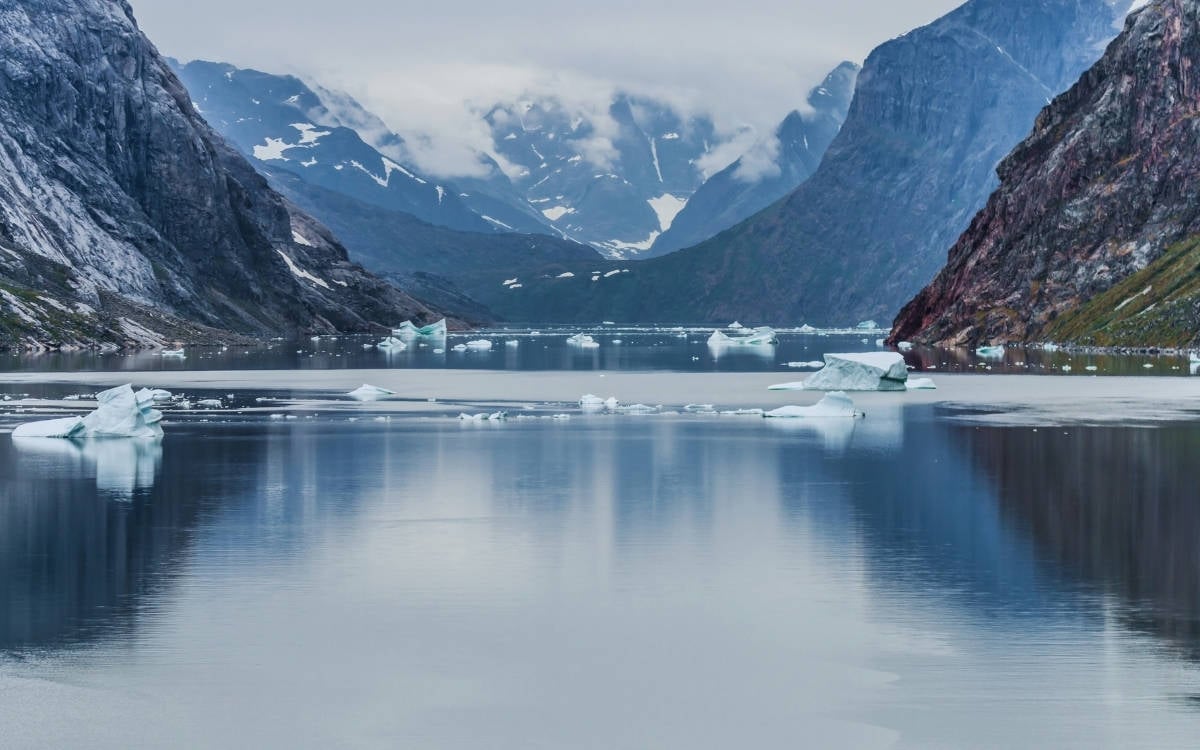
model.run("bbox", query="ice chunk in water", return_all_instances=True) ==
[348,384,396,402]
[14,384,164,439]
[465,340,493,351]
[897,341,915,352]
[802,353,909,391]
[458,411,507,422]
[377,337,407,351]
[566,333,600,348]
[786,361,824,369]
[976,345,1005,358]
[906,378,937,390]
[764,392,863,419]
[708,327,777,347]
[196,399,224,409]
[579,394,605,412]
[12,416,85,438]
[767,381,807,391]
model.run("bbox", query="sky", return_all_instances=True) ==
[131,0,964,178]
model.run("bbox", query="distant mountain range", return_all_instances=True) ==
[494,0,1136,326]
[651,62,859,256]
[893,0,1200,348]
[0,0,437,349]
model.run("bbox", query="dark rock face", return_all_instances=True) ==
[651,62,858,257]
[0,0,438,348]
[504,0,1129,325]
[892,0,1200,348]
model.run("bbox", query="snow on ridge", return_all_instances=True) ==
[480,215,513,230]
[648,194,687,232]
[542,206,574,222]
[291,230,314,247]
[253,137,291,161]
[275,249,330,290]
[290,122,331,144]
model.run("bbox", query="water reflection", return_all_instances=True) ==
[14,437,161,500]
[966,422,1200,658]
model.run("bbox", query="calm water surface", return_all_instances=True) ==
[2,402,1199,748]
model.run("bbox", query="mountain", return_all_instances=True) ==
[651,62,859,256]
[501,0,1133,325]
[171,60,504,234]
[264,167,602,320]
[484,94,721,258]
[892,0,1200,349]
[0,0,439,349]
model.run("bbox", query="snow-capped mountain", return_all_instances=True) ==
[651,62,859,256]
[171,60,507,234]
[484,95,721,258]
[0,0,439,348]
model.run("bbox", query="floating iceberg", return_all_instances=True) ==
[505,340,519,347]
[348,384,396,402]
[707,326,777,348]
[377,337,407,351]
[161,348,185,358]
[906,378,937,390]
[976,345,1005,358]
[720,408,765,416]
[458,411,507,422]
[465,339,493,351]
[767,381,807,391]
[856,320,880,330]
[684,404,716,413]
[579,394,605,412]
[391,321,419,337]
[616,404,660,415]
[13,384,164,439]
[764,392,863,419]
[801,352,909,391]
[196,399,223,409]
[897,341,915,352]
[786,361,825,369]
[392,319,447,339]
[146,389,173,402]
[451,344,467,352]
[798,324,817,333]
[566,333,600,348]
[729,321,743,330]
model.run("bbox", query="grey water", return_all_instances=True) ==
[2,404,1200,748]
[0,329,1194,376]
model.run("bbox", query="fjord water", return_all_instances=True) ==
[2,404,1200,747]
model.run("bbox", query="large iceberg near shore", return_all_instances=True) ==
[13,384,164,439]
[393,319,447,339]
[764,392,863,419]
[796,352,910,391]
[707,327,777,347]
[348,384,396,402]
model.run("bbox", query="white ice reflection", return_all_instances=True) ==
[13,437,162,500]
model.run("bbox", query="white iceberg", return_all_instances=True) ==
[720,408,765,416]
[451,344,468,352]
[393,319,447,340]
[196,399,224,409]
[897,341,915,352]
[465,339,493,351]
[707,326,777,348]
[798,324,817,334]
[146,389,173,402]
[684,404,716,413]
[976,345,1005,358]
[856,320,880,330]
[505,340,519,347]
[567,333,600,348]
[786,361,825,369]
[377,337,407,351]
[13,384,164,439]
[616,404,660,415]
[801,352,909,391]
[729,321,743,330]
[160,348,185,358]
[458,411,507,422]
[764,392,864,419]
[348,384,396,402]
[906,378,937,390]
[391,321,419,337]
[767,381,807,391]
[579,394,605,412]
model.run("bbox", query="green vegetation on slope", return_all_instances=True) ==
[1045,236,1200,347]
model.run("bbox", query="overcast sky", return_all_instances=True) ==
[131,0,963,177]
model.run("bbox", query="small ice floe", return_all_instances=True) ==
[567,333,600,348]
[160,348,185,358]
[897,341,915,352]
[579,394,605,412]
[505,340,520,348]
[146,389,173,402]
[452,344,467,352]
[797,352,910,391]
[465,340,493,351]
[708,327,777,347]
[612,339,622,345]
[798,324,817,334]
[433,348,446,354]
[764,392,863,419]
[729,321,743,330]
[377,337,407,351]
[856,320,880,330]
[459,411,507,421]
[1143,363,1155,369]
[684,404,716,414]
[362,343,376,350]
[906,378,937,390]
[721,408,765,417]
[13,384,163,439]
[1062,365,1073,372]
[975,345,1005,358]
[196,399,224,409]
[616,404,660,415]
[786,361,825,369]
[348,384,396,402]
[1085,365,1099,372]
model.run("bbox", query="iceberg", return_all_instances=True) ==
[13,384,164,439]
[458,411,507,422]
[451,344,467,352]
[160,348,185,358]
[579,394,605,412]
[196,399,223,409]
[393,319,447,340]
[764,392,863,419]
[729,321,743,330]
[146,389,173,402]
[616,404,660,415]
[767,381,807,391]
[976,345,1005,358]
[707,327,777,348]
[377,337,407,351]
[801,352,909,391]
[897,341,915,352]
[786,361,825,369]
[348,384,396,402]
[566,333,600,348]
[391,321,419,337]
[505,340,520,347]
[465,339,493,351]
[798,324,817,333]
[856,320,880,330]
[906,378,937,390]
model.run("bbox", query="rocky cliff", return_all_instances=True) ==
[0,0,439,349]
[892,0,1200,348]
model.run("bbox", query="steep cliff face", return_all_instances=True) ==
[499,0,1133,325]
[650,62,858,257]
[893,0,1200,347]
[0,0,438,348]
